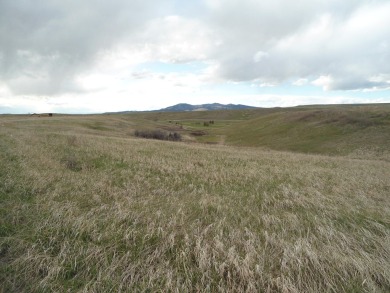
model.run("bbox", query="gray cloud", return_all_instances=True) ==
[0,0,170,95]
[1,0,390,99]
[205,0,390,90]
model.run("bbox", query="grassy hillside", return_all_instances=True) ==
[1,113,390,292]
[222,105,390,156]
[28,104,388,158]
[137,104,390,158]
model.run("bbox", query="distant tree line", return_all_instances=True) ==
[134,130,182,141]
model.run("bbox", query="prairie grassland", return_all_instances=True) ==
[1,116,390,292]
[221,106,390,158]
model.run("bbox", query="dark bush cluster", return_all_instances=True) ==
[203,120,215,127]
[134,130,182,141]
[190,130,206,136]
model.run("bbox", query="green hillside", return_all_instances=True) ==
[5,104,388,158]
[222,105,390,156]
[130,103,390,158]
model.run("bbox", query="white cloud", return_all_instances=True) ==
[132,15,214,63]
[253,51,269,63]
[312,75,333,91]
[293,78,309,86]
[0,82,11,96]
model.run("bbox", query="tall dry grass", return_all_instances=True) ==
[1,116,390,292]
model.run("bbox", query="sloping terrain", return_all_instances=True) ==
[1,114,389,292]
[133,104,390,158]
[9,104,389,158]
[222,105,390,156]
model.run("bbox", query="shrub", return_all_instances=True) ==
[169,132,182,141]
[134,130,182,141]
[190,131,206,136]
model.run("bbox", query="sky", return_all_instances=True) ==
[1,0,390,114]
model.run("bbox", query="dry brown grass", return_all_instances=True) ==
[1,115,390,292]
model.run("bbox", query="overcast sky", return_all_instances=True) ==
[1,0,390,113]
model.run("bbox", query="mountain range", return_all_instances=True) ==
[104,103,257,114]
[157,103,257,112]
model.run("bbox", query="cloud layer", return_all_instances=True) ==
[0,0,389,112]
[0,0,169,95]
[206,0,390,90]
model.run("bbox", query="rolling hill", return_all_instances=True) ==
[128,103,390,158]
[0,105,390,292]
[1,103,390,292]
[157,103,258,112]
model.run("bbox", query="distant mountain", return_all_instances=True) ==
[103,103,257,114]
[158,103,257,112]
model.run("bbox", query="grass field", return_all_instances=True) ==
[110,104,390,158]
[1,106,390,292]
